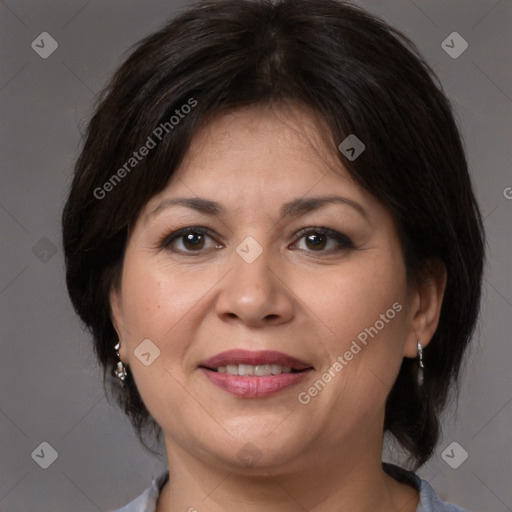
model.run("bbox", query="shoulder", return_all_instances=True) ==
[110,466,467,512]
[418,478,468,512]
[108,471,169,512]
[383,463,468,512]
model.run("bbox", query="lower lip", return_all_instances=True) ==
[199,368,312,398]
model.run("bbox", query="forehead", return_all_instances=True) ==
[144,104,368,213]
[188,104,332,158]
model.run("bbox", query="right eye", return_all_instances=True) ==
[159,227,223,254]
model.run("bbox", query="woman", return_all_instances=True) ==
[62,0,484,510]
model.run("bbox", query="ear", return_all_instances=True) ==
[109,285,128,362]
[403,259,447,358]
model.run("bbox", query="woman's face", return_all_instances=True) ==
[111,105,423,473]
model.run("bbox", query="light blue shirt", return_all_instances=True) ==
[109,463,467,512]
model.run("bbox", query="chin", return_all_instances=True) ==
[228,426,306,466]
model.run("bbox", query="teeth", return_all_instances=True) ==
[255,364,271,376]
[239,364,254,376]
[226,365,238,375]
[215,364,294,376]
[272,364,292,375]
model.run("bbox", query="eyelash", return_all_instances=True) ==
[158,226,355,255]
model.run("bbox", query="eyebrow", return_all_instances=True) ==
[148,194,367,220]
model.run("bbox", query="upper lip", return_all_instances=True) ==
[199,349,313,370]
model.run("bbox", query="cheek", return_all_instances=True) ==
[308,256,406,339]
[307,253,409,396]
[117,256,208,432]
[120,255,209,341]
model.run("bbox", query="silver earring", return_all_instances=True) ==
[417,340,424,386]
[114,342,128,383]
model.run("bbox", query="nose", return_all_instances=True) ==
[214,243,295,328]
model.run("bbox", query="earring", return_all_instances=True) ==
[417,340,424,386]
[114,342,128,383]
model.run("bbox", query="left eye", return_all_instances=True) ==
[292,227,354,253]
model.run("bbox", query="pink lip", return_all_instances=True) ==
[199,349,312,370]
[198,350,314,398]
[200,368,312,398]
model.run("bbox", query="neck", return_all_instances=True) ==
[157,430,418,512]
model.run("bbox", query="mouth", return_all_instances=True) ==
[198,349,314,398]
[199,349,314,374]
[203,364,306,376]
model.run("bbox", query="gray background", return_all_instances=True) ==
[0,0,511,510]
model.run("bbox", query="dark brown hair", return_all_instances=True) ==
[62,0,485,468]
